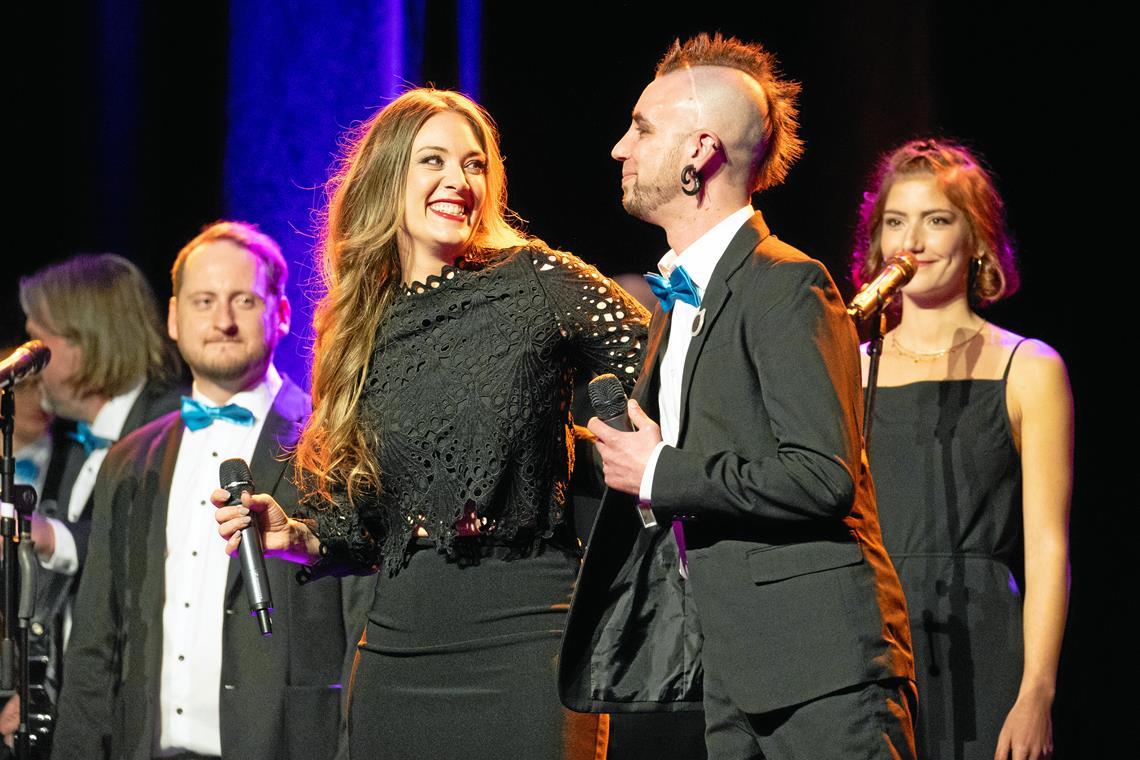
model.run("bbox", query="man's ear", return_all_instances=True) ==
[692,131,722,174]
[276,294,292,339]
[167,297,179,341]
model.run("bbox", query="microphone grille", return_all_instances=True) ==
[588,373,628,419]
[25,340,51,371]
[888,251,918,277]
[219,458,253,487]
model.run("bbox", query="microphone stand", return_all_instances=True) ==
[862,309,887,450]
[850,253,915,451]
[1,388,41,760]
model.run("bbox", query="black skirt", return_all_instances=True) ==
[346,539,607,760]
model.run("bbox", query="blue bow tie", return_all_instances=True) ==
[181,397,255,432]
[14,458,39,484]
[68,422,115,455]
[645,266,701,312]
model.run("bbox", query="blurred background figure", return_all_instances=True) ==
[611,274,655,313]
[0,337,54,497]
[9,254,184,749]
[0,332,55,751]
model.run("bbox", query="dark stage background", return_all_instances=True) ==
[7,1,1114,754]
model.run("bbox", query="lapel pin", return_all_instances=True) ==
[691,308,706,337]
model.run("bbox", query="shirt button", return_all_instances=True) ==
[184,602,190,608]
[178,654,185,661]
[212,452,218,457]
[176,707,183,715]
[192,551,198,557]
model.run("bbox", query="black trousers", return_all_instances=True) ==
[703,674,918,760]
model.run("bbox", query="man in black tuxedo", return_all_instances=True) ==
[52,222,362,760]
[561,34,916,758]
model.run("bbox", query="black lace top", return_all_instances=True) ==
[298,246,649,576]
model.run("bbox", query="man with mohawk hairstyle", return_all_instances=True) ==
[563,33,917,759]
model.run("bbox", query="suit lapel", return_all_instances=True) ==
[676,212,771,444]
[130,413,181,744]
[631,305,671,417]
[224,378,307,603]
[152,420,184,539]
[126,415,181,605]
[50,443,86,520]
[120,382,154,437]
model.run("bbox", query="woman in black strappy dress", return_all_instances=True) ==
[851,139,1072,760]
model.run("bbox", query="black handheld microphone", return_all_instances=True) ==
[0,340,50,390]
[587,374,657,528]
[588,373,633,432]
[219,458,273,636]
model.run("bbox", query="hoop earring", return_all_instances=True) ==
[681,165,702,196]
[966,255,983,298]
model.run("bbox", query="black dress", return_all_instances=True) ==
[868,342,1027,760]
[298,246,649,760]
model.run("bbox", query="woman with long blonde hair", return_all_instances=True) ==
[852,139,1072,760]
[215,88,648,758]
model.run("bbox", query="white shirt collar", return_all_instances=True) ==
[190,364,282,425]
[656,205,755,291]
[90,380,146,441]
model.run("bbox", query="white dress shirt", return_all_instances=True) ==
[41,381,145,576]
[156,366,281,757]
[639,205,755,503]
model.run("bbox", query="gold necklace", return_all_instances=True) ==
[890,322,987,363]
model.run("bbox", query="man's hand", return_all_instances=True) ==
[586,400,663,496]
[1,694,19,747]
[30,511,55,561]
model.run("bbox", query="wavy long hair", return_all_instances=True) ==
[851,138,1018,307]
[295,88,528,505]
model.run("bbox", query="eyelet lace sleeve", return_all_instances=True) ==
[293,491,381,582]
[526,249,649,392]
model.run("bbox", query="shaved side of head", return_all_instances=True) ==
[656,33,803,192]
[676,66,771,191]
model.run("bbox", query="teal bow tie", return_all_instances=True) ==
[645,266,701,312]
[180,397,255,431]
[68,422,114,455]
[15,458,39,484]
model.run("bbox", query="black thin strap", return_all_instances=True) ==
[1002,337,1031,382]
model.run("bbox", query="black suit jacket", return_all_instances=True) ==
[31,380,184,700]
[561,213,914,715]
[51,377,363,760]
[38,381,185,563]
